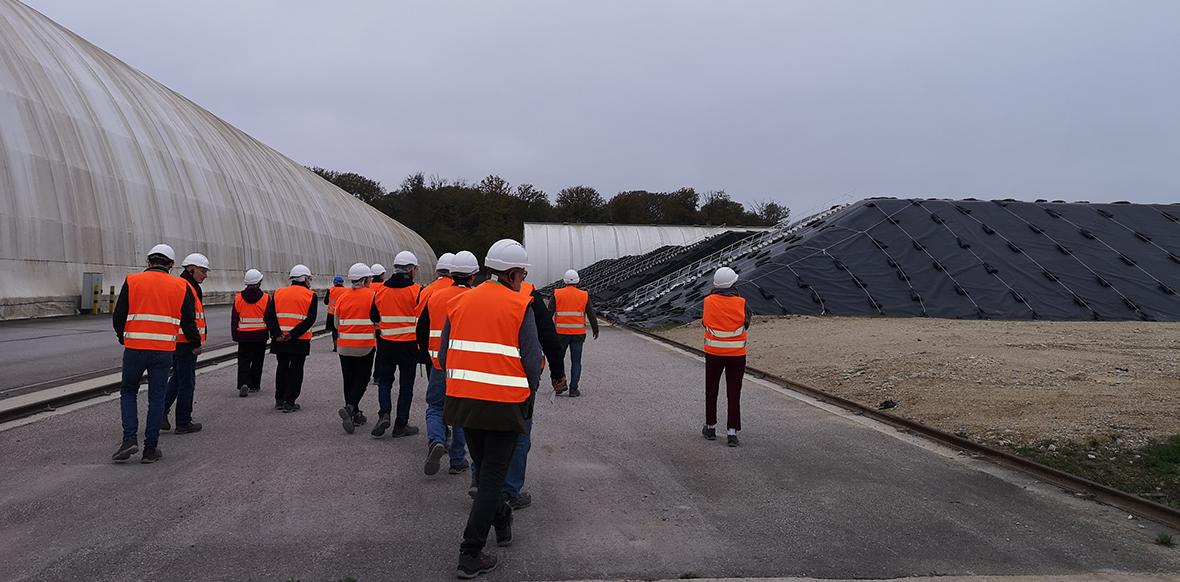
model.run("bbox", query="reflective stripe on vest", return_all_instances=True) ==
[553,286,589,335]
[426,284,470,369]
[702,293,748,356]
[444,281,532,403]
[123,271,187,351]
[375,284,421,342]
[234,292,270,333]
[274,285,315,340]
[177,279,206,344]
[336,287,376,349]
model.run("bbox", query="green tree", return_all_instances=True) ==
[751,200,791,225]
[555,186,606,223]
[308,166,385,204]
[698,190,747,225]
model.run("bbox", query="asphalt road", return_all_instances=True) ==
[0,326,1177,581]
[0,305,325,398]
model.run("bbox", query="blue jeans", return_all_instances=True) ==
[471,418,531,497]
[559,335,586,389]
[425,367,467,466]
[119,348,172,447]
[164,342,198,426]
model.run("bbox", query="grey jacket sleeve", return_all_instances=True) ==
[518,308,543,395]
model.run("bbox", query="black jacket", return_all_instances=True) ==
[265,282,318,355]
[530,290,565,380]
[113,266,201,347]
[231,285,268,343]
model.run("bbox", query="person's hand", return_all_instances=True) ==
[552,376,568,394]
[276,332,291,342]
[192,346,203,356]
[592,331,599,340]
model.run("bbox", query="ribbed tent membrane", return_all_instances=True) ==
[603,199,1180,327]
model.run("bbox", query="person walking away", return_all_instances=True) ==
[164,253,209,434]
[233,269,269,397]
[325,275,345,352]
[553,269,599,398]
[417,252,455,310]
[701,266,751,447]
[371,251,423,438]
[418,250,479,475]
[369,263,386,289]
[442,239,543,578]
[336,262,378,432]
[111,244,200,463]
[265,265,318,412]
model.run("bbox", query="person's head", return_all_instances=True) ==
[289,264,312,286]
[369,263,386,281]
[333,275,345,287]
[563,269,580,287]
[182,253,210,283]
[448,250,480,286]
[393,250,419,280]
[348,262,372,288]
[243,268,263,288]
[484,239,529,292]
[713,266,739,289]
[146,243,176,270]
[435,252,456,277]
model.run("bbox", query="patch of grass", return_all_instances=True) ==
[1014,434,1180,509]
[1157,533,1175,547]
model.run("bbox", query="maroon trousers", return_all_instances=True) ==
[704,354,746,431]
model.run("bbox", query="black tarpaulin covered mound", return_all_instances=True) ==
[609,198,1180,327]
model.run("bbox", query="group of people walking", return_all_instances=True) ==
[110,237,749,579]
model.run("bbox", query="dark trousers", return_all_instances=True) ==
[557,334,586,389]
[274,353,307,405]
[375,340,417,425]
[340,351,375,411]
[165,342,198,426]
[326,314,338,345]
[119,348,172,448]
[461,428,517,557]
[705,354,745,431]
[236,341,266,391]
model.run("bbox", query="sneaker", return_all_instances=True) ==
[495,512,513,547]
[391,424,420,438]
[249,386,260,393]
[424,442,447,475]
[111,440,138,462]
[467,485,477,499]
[456,552,498,579]
[238,384,249,398]
[370,414,391,437]
[338,406,355,434]
[354,412,368,426]
[702,425,716,440]
[174,422,203,434]
[449,461,470,475]
[160,416,172,431]
[727,434,739,447]
[568,387,581,398]
[275,401,285,410]
[506,491,532,510]
[282,402,301,413]
[140,447,162,464]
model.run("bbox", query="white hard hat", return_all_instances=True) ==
[182,253,210,269]
[369,263,386,276]
[563,269,580,284]
[449,250,480,275]
[148,243,176,262]
[713,266,739,289]
[394,251,418,267]
[349,262,372,280]
[485,238,530,272]
[289,264,312,279]
[243,269,264,285]
[436,252,456,273]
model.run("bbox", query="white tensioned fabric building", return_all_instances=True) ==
[0,0,434,319]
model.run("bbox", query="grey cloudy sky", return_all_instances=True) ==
[25,0,1180,216]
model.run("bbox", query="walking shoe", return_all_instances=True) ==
[174,422,203,434]
[282,402,301,413]
[456,552,498,579]
[424,441,447,475]
[249,386,260,393]
[371,414,391,437]
[495,512,513,547]
[238,384,249,397]
[467,485,477,499]
[727,434,739,447]
[391,424,419,438]
[160,416,172,431]
[506,491,532,510]
[338,406,355,434]
[449,461,470,475]
[354,412,368,426]
[702,425,716,440]
[568,387,581,398]
[111,440,138,462]
[140,447,162,464]
[275,401,285,410]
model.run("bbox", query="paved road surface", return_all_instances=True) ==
[0,326,1176,581]
[0,305,325,398]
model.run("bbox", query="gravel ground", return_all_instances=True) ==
[658,316,1180,449]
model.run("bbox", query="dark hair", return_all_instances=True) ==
[148,254,173,267]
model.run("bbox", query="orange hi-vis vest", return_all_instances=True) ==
[375,283,421,342]
[327,286,345,315]
[702,294,748,357]
[177,279,206,344]
[520,281,535,295]
[123,270,189,351]
[417,276,452,315]
[274,285,315,340]
[553,286,589,335]
[336,287,377,349]
[369,280,384,291]
[234,291,270,333]
[426,284,471,369]
[444,281,533,404]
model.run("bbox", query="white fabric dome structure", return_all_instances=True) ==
[0,0,434,319]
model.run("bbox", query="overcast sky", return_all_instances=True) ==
[24,0,1180,217]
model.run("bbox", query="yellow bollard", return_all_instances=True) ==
[91,284,100,315]
[108,285,115,313]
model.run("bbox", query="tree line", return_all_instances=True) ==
[309,168,790,259]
